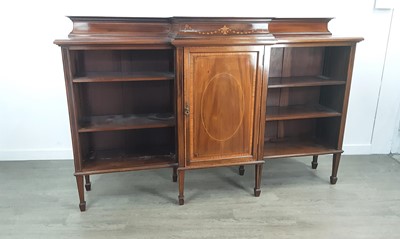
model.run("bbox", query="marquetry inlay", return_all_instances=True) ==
[201,73,245,141]
[182,24,264,35]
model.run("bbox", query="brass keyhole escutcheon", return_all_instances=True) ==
[184,104,190,116]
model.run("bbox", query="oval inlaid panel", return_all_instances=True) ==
[201,73,245,141]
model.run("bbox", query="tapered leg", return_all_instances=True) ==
[239,165,245,176]
[254,164,263,197]
[178,170,185,205]
[172,167,178,182]
[84,175,91,191]
[76,175,86,211]
[330,153,341,184]
[312,155,318,169]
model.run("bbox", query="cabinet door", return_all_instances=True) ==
[184,46,265,165]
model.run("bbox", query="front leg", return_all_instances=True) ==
[178,170,185,205]
[254,164,263,197]
[330,153,341,184]
[76,175,86,211]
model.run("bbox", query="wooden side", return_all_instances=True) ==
[61,48,82,172]
[176,47,186,168]
[336,45,357,150]
[257,46,271,161]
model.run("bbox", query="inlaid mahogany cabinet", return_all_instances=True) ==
[55,17,362,211]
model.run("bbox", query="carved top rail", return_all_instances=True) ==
[54,17,363,47]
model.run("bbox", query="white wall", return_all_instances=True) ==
[378,8,400,154]
[0,0,397,160]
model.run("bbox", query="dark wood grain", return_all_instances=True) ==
[55,17,362,210]
[83,128,175,156]
[268,18,331,36]
[78,113,175,133]
[263,44,360,185]
[266,104,341,121]
[263,140,342,159]
[268,76,346,88]
[184,46,264,164]
[73,72,174,83]
[76,150,177,175]
[80,81,173,116]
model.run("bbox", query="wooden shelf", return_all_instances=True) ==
[268,75,346,88]
[263,140,342,159]
[266,104,341,121]
[77,150,177,175]
[73,72,174,83]
[78,113,175,133]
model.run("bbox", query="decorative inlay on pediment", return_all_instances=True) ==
[181,24,268,35]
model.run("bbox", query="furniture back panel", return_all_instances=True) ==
[81,128,175,156]
[72,50,174,76]
[78,81,173,116]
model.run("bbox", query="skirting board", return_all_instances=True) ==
[0,149,73,161]
[0,144,374,161]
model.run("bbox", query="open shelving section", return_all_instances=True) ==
[263,46,351,159]
[67,48,177,177]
